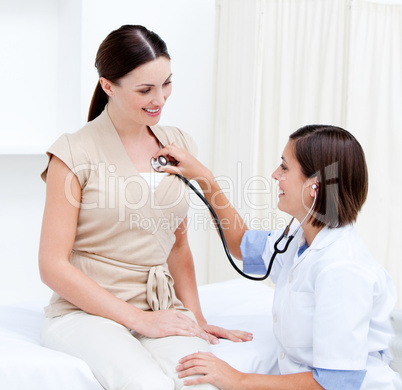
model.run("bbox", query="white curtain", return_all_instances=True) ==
[209,0,402,304]
[347,0,402,302]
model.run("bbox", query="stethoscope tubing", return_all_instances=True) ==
[151,155,316,281]
[176,174,293,281]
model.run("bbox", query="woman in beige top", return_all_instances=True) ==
[39,25,251,390]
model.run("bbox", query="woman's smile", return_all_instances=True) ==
[143,107,162,117]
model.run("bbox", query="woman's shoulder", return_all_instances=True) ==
[41,115,107,183]
[51,113,108,156]
[66,114,105,143]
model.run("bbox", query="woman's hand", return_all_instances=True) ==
[153,143,213,183]
[176,351,244,389]
[200,322,253,345]
[132,309,210,341]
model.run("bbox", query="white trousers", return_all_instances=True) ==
[41,311,218,390]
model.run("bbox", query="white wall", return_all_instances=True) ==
[0,0,216,304]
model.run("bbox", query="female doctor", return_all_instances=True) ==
[154,124,402,390]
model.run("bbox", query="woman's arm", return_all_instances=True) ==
[154,144,247,259]
[176,352,325,390]
[167,218,253,344]
[39,156,208,340]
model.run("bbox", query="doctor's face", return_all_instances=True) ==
[272,141,313,222]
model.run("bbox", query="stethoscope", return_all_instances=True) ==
[151,156,317,281]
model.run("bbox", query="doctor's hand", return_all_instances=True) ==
[177,351,243,390]
[201,323,253,345]
[153,143,213,184]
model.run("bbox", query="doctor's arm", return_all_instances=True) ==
[167,218,253,344]
[176,351,324,390]
[38,155,208,340]
[154,144,247,259]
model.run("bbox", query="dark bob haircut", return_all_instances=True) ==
[289,125,368,228]
[88,25,170,122]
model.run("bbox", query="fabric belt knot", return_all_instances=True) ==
[146,265,175,311]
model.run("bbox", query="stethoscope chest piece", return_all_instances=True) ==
[151,156,168,172]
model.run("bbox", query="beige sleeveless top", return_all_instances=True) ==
[41,108,197,318]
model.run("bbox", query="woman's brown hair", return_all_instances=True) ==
[88,25,170,122]
[289,125,368,228]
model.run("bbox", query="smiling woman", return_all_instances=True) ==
[100,58,173,140]
[38,25,250,390]
[88,25,172,123]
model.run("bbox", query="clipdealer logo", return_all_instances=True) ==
[63,162,187,221]
[61,160,294,228]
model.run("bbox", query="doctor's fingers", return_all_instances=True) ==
[177,352,215,377]
[178,351,214,365]
[177,352,242,389]
[154,144,205,179]
[176,353,224,386]
[153,143,184,163]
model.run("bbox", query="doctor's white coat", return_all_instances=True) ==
[241,224,402,389]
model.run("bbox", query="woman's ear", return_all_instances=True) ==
[305,177,319,198]
[99,77,114,97]
[310,182,319,197]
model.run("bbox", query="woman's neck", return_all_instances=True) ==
[107,103,148,140]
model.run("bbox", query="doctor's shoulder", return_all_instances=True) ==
[312,225,394,293]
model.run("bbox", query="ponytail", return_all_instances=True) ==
[88,81,108,122]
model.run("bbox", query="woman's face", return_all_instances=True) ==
[103,56,172,127]
[272,141,314,222]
